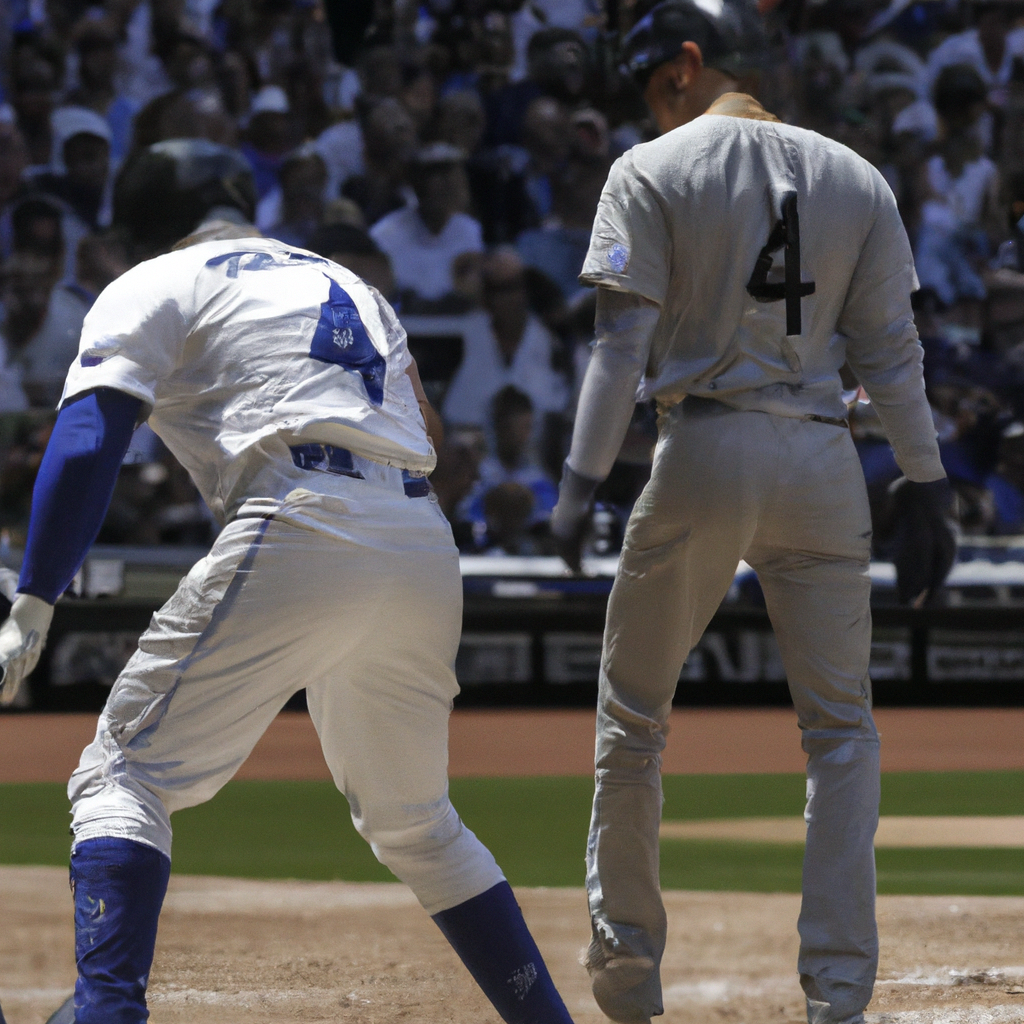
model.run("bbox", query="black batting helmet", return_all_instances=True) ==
[113,139,257,256]
[621,0,768,93]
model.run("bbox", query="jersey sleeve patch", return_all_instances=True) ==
[309,277,387,405]
[607,243,630,273]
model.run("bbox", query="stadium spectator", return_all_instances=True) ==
[443,247,568,433]
[0,116,30,260]
[516,153,608,303]
[10,197,64,280]
[467,94,572,245]
[915,64,1003,308]
[925,0,1024,104]
[256,144,328,249]
[0,250,54,410]
[340,98,417,225]
[315,45,407,199]
[110,0,175,107]
[984,422,1024,533]
[484,28,589,148]
[462,385,559,532]
[36,107,113,233]
[519,96,573,223]
[72,231,130,303]
[479,481,538,555]
[430,429,485,550]
[370,143,483,307]
[10,36,63,172]
[65,19,139,166]
[436,90,486,155]
[239,86,294,202]
[400,56,438,137]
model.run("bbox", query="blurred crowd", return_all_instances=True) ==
[2,0,1024,562]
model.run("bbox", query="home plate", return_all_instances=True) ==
[660,816,1024,847]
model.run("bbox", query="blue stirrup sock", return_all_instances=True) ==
[70,837,171,1024]
[431,881,574,1024]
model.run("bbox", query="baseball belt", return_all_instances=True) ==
[288,443,431,497]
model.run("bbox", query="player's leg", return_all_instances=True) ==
[67,514,343,1023]
[587,400,765,1023]
[305,494,573,1024]
[746,418,878,1024]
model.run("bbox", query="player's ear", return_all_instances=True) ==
[667,42,703,91]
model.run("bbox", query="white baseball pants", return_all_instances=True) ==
[588,398,879,1024]
[69,464,505,915]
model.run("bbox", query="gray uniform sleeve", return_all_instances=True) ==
[566,289,661,482]
[839,189,945,483]
[579,153,671,306]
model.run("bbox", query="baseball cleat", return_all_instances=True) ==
[583,940,657,1024]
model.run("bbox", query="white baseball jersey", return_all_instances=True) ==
[61,237,434,523]
[580,102,943,481]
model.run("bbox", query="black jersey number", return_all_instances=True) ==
[745,191,816,336]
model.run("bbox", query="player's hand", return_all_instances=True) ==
[551,462,601,574]
[889,477,957,607]
[0,594,54,705]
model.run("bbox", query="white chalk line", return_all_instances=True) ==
[653,967,1024,1008]
[878,967,1024,988]
[660,816,1024,847]
[0,987,73,1002]
[148,986,372,1007]
[866,1009,1024,1023]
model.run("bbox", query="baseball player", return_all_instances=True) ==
[0,194,576,1021]
[550,3,955,1023]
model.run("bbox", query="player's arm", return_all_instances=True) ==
[839,190,955,605]
[0,388,142,704]
[405,358,444,451]
[551,287,661,571]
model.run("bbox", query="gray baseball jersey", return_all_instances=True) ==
[579,102,943,482]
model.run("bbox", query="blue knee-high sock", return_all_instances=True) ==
[70,837,171,1024]
[432,881,574,1024]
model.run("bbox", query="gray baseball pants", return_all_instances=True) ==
[587,397,879,1024]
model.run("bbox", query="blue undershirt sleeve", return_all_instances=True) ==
[18,389,144,604]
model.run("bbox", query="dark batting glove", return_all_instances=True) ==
[550,462,601,573]
[889,477,957,606]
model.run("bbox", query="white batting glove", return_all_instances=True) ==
[0,594,54,705]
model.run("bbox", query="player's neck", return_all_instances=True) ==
[652,69,739,134]
[704,93,780,123]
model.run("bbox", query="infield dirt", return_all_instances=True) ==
[2,866,1024,1024]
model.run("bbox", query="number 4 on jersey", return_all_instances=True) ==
[745,191,815,336]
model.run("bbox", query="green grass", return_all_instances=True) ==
[1,772,1022,894]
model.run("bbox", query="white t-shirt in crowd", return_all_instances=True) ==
[442,310,568,429]
[921,153,999,231]
[315,119,365,199]
[22,284,90,405]
[62,237,433,523]
[925,26,1024,93]
[370,208,483,301]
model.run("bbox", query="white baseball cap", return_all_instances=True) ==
[52,105,113,146]
[50,106,112,172]
[250,85,290,115]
